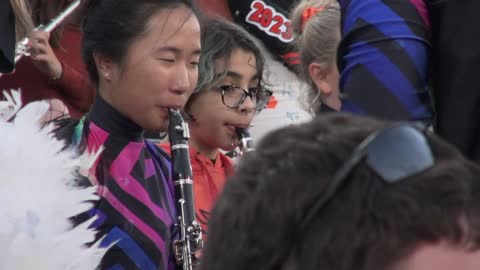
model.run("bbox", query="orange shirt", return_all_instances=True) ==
[160,144,234,236]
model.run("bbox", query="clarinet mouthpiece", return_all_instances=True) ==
[236,128,254,155]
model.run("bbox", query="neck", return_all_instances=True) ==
[189,136,218,160]
[321,96,341,111]
[88,95,144,141]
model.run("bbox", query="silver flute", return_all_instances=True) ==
[0,0,81,78]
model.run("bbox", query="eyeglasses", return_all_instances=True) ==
[301,124,434,229]
[217,85,273,112]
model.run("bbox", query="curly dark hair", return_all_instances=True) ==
[193,18,265,92]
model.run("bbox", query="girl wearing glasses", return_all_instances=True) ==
[161,19,271,237]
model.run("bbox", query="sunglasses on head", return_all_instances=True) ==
[301,123,434,228]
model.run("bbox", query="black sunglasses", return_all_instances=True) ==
[217,85,273,112]
[301,124,434,229]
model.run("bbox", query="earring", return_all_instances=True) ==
[104,72,110,80]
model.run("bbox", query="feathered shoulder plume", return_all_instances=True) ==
[0,90,107,269]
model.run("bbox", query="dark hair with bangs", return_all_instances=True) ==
[82,0,196,85]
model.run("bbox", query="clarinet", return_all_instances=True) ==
[0,0,81,78]
[225,128,254,158]
[236,128,254,155]
[169,109,203,270]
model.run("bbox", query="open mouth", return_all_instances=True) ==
[158,104,184,111]
[225,123,250,130]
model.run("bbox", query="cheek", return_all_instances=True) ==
[136,71,171,101]
[192,92,224,112]
[114,80,155,114]
[111,80,134,104]
[132,61,168,86]
[193,106,228,138]
[330,69,341,95]
[189,69,199,92]
[246,113,255,124]
[196,106,223,127]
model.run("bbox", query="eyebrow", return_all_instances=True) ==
[155,46,202,56]
[220,70,261,82]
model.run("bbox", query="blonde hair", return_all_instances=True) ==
[30,0,75,48]
[10,0,34,41]
[290,0,340,114]
[10,0,80,48]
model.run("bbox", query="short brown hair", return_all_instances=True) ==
[200,113,480,270]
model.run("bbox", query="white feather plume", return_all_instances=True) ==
[0,91,107,270]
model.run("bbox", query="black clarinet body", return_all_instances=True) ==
[168,109,202,270]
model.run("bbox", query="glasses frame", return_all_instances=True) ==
[217,85,273,112]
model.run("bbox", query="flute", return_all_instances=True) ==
[0,0,81,78]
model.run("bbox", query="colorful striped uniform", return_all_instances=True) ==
[72,96,177,270]
[338,0,433,123]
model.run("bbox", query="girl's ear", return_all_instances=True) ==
[93,50,116,81]
[308,62,335,96]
